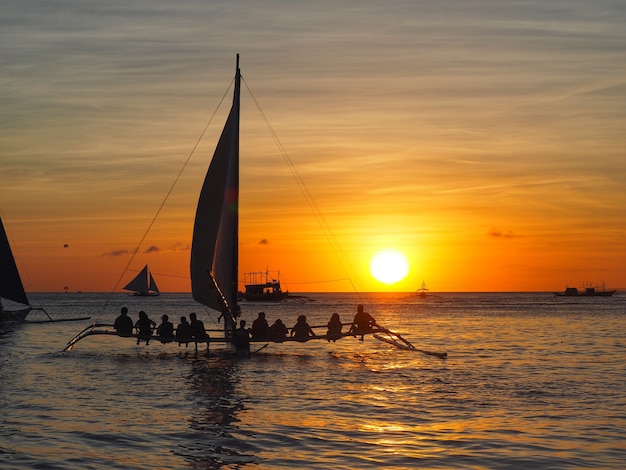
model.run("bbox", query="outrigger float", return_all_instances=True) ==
[63,56,445,359]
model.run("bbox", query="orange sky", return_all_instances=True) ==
[2,1,626,293]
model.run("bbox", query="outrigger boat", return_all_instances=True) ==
[63,56,446,359]
[1,217,90,324]
[241,270,288,302]
[554,283,616,297]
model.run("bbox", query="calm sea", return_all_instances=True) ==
[1,292,624,469]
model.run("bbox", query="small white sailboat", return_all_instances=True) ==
[123,264,160,297]
[0,217,32,322]
[417,280,429,298]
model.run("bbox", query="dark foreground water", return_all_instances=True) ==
[1,292,625,469]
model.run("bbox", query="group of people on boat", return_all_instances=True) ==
[232,304,378,351]
[112,304,379,351]
[113,307,209,348]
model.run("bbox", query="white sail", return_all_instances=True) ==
[123,264,160,296]
[190,56,240,332]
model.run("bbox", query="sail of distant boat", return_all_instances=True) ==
[190,55,241,337]
[0,217,32,322]
[122,264,160,296]
[417,280,429,298]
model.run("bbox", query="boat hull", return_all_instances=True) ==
[554,291,616,297]
[0,307,32,323]
[242,291,288,302]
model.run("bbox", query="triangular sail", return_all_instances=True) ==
[191,56,240,333]
[123,264,159,295]
[0,217,29,306]
[148,273,160,293]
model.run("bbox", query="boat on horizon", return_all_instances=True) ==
[554,283,616,297]
[63,56,446,358]
[417,280,429,298]
[122,264,160,297]
[241,270,288,302]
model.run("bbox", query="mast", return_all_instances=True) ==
[231,53,240,322]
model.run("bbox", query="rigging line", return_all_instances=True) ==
[242,77,364,296]
[110,78,236,293]
[285,278,351,285]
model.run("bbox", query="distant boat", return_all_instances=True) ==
[0,217,32,322]
[123,265,160,296]
[242,270,288,302]
[417,280,429,298]
[554,284,616,297]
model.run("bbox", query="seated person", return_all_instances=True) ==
[326,313,343,342]
[113,307,134,336]
[189,312,209,350]
[269,319,289,341]
[291,315,315,342]
[176,316,192,346]
[233,320,251,355]
[348,304,376,340]
[156,314,175,343]
[135,310,156,345]
[250,311,270,339]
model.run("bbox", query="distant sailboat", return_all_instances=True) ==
[123,265,160,297]
[417,280,429,298]
[0,217,32,322]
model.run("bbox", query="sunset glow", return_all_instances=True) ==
[2,1,625,293]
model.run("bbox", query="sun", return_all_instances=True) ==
[369,250,410,284]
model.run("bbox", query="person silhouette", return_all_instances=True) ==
[269,319,289,341]
[250,311,270,339]
[326,313,343,342]
[156,314,175,343]
[135,310,156,345]
[176,316,192,347]
[233,319,251,356]
[348,304,376,341]
[291,315,315,341]
[113,307,134,336]
[189,312,209,350]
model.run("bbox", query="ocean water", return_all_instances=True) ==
[1,292,624,469]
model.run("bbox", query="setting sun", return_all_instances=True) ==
[369,250,410,285]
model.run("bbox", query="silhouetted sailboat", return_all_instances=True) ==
[417,280,429,298]
[1,217,90,324]
[123,265,160,297]
[64,56,446,358]
[0,217,32,322]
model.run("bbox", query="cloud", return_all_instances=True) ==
[143,245,160,253]
[259,239,269,245]
[103,249,131,257]
[168,242,189,251]
[489,228,514,239]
